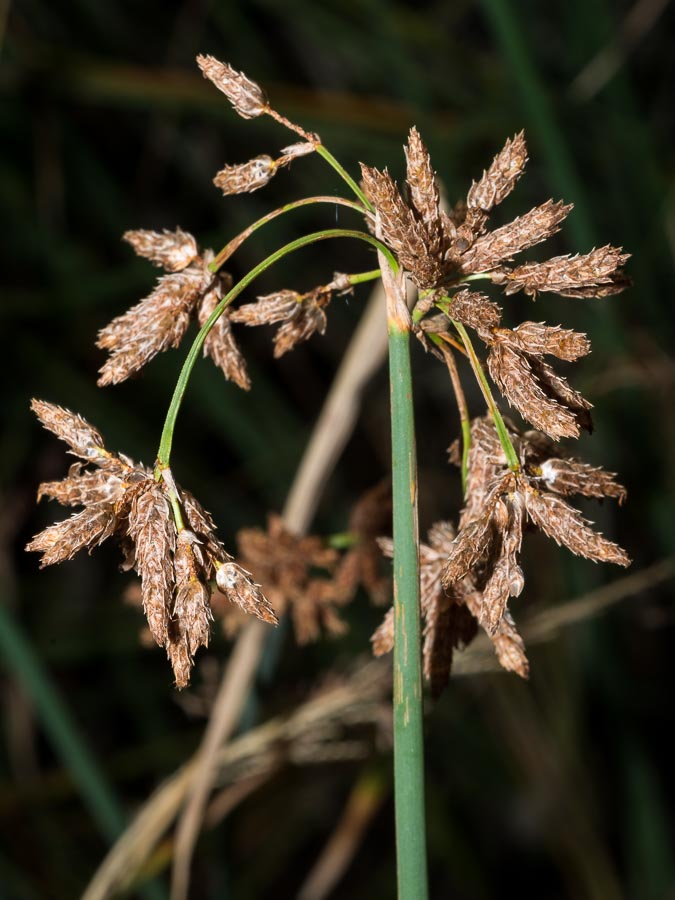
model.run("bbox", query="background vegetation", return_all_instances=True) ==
[1,0,674,897]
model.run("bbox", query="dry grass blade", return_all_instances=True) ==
[83,661,390,900]
[297,769,387,900]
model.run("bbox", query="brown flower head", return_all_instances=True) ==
[26,401,276,687]
[231,273,351,358]
[196,54,268,119]
[442,417,630,634]
[99,234,248,389]
[123,227,199,272]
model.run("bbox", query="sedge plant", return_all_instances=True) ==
[26,55,631,899]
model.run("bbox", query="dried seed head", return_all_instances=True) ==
[31,399,106,461]
[97,268,207,386]
[213,155,276,196]
[460,200,571,274]
[467,131,528,212]
[123,228,198,273]
[198,285,250,390]
[404,127,443,254]
[495,245,630,298]
[507,322,590,361]
[196,54,268,119]
[534,457,627,504]
[273,295,327,357]
[487,342,583,440]
[477,495,525,635]
[449,289,502,341]
[523,487,630,567]
[215,562,278,625]
[128,480,175,647]
[360,163,444,289]
[26,503,120,567]
[177,487,230,576]
[37,463,126,507]
[232,287,329,357]
[278,141,317,162]
[442,516,494,587]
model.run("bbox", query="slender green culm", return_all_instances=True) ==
[315,144,374,210]
[388,321,429,900]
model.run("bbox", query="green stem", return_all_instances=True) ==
[386,311,428,898]
[452,320,520,471]
[209,195,367,274]
[157,229,395,466]
[347,268,381,286]
[315,144,374,210]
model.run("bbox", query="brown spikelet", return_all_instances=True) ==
[123,228,198,272]
[534,457,627,504]
[488,342,581,439]
[97,268,206,386]
[198,287,250,390]
[360,163,444,289]
[128,481,175,647]
[464,593,529,678]
[30,399,106,461]
[232,289,328,357]
[213,156,276,196]
[215,561,278,624]
[496,245,630,298]
[467,131,528,212]
[273,298,327,357]
[507,322,590,361]
[231,290,299,327]
[442,517,493,586]
[168,530,213,688]
[278,141,317,162]
[460,200,571,273]
[477,496,525,635]
[196,54,268,119]
[177,487,230,574]
[449,289,502,340]
[37,463,126,507]
[404,127,443,254]
[26,503,119,567]
[523,488,630,566]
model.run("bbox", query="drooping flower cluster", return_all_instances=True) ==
[99,230,249,389]
[231,273,352,358]
[373,417,628,696]
[26,400,277,687]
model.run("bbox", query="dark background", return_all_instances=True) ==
[2,1,675,897]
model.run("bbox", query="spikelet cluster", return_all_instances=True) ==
[373,417,628,696]
[362,128,628,296]
[26,401,277,687]
[99,232,249,390]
